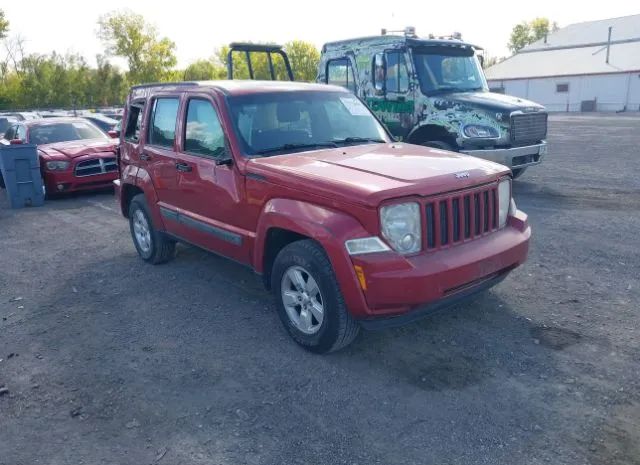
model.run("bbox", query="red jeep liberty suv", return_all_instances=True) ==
[114,80,530,353]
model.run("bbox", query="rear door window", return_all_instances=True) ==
[147,98,179,148]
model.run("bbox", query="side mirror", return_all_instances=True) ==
[478,55,485,69]
[107,130,119,139]
[9,138,23,145]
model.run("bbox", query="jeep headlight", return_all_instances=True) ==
[45,160,70,171]
[498,179,512,227]
[380,202,421,254]
[463,124,499,139]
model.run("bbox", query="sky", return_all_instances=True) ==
[2,0,639,68]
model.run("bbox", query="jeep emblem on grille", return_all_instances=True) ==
[455,172,470,179]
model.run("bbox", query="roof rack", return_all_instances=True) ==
[227,43,294,81]
[129,81,199,90]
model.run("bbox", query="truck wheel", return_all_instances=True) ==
[128,194,175,264]
[271,240,360,353]
[422,140,455,152]
[512,167,527,179]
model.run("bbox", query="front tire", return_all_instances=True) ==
[511,167,527,179]
[271,240,360,353]
[128,194,175,264]
[421,140,455,152]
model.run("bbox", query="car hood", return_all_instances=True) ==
[247,143,509,207]
[38,138,116,159]
[435,91,545,114]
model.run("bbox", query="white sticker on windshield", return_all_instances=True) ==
[339,97,369,116]
[72,122,89,129]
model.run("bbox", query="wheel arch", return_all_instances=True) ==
[120,183,144,218]
[119,165,165,230]
[407,123,458,149]
[253,198,371,316]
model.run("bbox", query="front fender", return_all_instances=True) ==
[254,198,371,317]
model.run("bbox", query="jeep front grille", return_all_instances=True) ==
[425,184,498,250]
[510,112,547,145]
[74,157,117,177]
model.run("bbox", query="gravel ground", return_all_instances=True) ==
[1,114,639,465]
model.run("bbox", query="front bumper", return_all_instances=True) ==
[348,210,530,325]
[43,169,118,193]
[461,141,547,169]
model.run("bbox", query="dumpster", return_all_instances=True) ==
[0,144,45,208]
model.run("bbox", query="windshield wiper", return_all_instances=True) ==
[433,86,466,93]
[255,142,337,156]
[332,137,386,146]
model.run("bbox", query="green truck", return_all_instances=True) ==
[316,29,548,178]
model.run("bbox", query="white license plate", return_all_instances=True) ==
[539,145,548,156]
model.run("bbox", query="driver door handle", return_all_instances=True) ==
[176,162,192,172]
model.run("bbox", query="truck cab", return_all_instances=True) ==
[317,29,548,178]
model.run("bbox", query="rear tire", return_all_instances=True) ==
[512,167,527,179]
[128,194,175,264]
[271,240,360,353]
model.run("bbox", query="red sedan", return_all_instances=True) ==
[1,118,118,194]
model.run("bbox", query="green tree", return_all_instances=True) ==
[91,55,128,106]
[97,11,177,84]
[0,9,9,39]
[508,17,559,53]
[284,41,320,82]
[183,59,225,81]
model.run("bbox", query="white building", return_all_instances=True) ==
[485,15,640,112]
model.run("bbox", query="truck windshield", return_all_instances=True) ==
[412,47,488,95]
[227,91,389,156]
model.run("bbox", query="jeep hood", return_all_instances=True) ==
[38,138,116,159]
[247,143,509,207]
[435,91,545,114]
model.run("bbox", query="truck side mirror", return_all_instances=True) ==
[478,55,485,69]
[107,130,120,139]
[373,53,386,95]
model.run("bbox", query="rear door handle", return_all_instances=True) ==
[176,162,192,172]
[139,152,151,161]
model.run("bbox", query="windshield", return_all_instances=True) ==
[29,121,107,145]
[412,47,488,95]
[227,91,389,156]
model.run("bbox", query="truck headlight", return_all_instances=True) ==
[498,179,512,227]
[345,237,391,255]
[463,124,499,139]
[380,202,421,254]
[45,160,70,171]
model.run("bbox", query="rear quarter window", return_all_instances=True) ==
[125,101,145,142]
